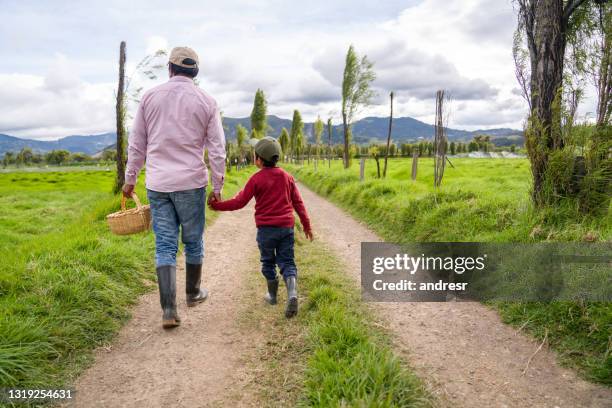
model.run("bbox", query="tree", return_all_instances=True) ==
[295,132,304,163]
[2,151,15,168]
[71,153,91,163]
[314,115,324,162]
[114,41,127,194]
[383,91,394,178]
[483,135,491,153]
[101,149,117,162]
[31,153,43,164]
[450,141,457,155]
[593,1,611,126]
[250,88,267,139]
[236,124,248,164]
[46,150,70,166]
[279,128,289,161]
[578,1,611,213]
[290,110,303,163]
[341,45,376,169]
[369,146,381,178]
[17,147,34,166]
[515,0,592,206]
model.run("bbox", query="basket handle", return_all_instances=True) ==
[121,192,144,211]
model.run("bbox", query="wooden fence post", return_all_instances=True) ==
[360,157,366,182]
[411,151,418,181]
[114,41,127,193]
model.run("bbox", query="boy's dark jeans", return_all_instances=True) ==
[256,226,297,281]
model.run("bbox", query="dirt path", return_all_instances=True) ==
[298,183,611,408]
[72,207,261,408]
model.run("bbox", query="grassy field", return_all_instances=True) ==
[0,167,252,392]
[244,229,434,407]
[285,158,611,385]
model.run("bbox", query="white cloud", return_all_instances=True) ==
[0,55,115,139]
[0,0,597,138]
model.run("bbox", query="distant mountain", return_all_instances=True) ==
[0,133,115,156]
[1,116,523,157]
[91,143,117,159]
[223,115,521,145]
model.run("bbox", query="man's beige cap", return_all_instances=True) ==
[169,46,199,68]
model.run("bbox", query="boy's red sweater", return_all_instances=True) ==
[210,167,311,233]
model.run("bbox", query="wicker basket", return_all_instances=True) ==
[107,193,151,235]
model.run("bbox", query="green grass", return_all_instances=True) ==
[287,158,610,242]
[285,158,611,385]
[245,230,434,407]
[0,167,253,393]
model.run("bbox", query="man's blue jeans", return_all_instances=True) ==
[256,226,297,281]
[147,187,206,267]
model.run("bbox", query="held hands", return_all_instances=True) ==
[207,191,222,209]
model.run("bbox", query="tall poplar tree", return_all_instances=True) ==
[250,88,267,139]
[314,115,324,161]
[279,128,289,161]
[341,45,376,169]
[290,110,303,163]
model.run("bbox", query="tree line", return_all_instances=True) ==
[2,147,115,168]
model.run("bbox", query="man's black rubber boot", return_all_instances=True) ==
[186,263,208,307]
[264,278,279,305]
[157,265,180,329]
[284,276,298,318]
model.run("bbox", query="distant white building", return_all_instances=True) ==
[451,151,525,159]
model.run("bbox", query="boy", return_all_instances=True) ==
[208,137,313,318]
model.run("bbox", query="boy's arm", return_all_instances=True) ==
[210,175,256,211]
[290,179,312,235]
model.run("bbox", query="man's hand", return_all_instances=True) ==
[305,229,314,241]
[207,191,221,208]
[122,184,135,198]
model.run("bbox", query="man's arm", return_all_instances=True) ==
[209,176,256,211]
[290,179,313,240]
[123,101,147,197]
[204,103,226,198]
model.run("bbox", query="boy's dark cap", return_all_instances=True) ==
[255,137,282,161]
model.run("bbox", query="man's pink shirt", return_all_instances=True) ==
[125,76,226,193]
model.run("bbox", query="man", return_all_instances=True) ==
[122,46,226,329]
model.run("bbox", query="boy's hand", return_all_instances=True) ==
[304,229,314,241]
[207,191,220,209]
[208,191,221,204]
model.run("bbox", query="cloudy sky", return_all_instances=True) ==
[0,0,597,140]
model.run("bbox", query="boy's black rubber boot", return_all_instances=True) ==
[284,276,298,318]
[157,265,180,329]
[186,263,209,307]
[264,278,279,305]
